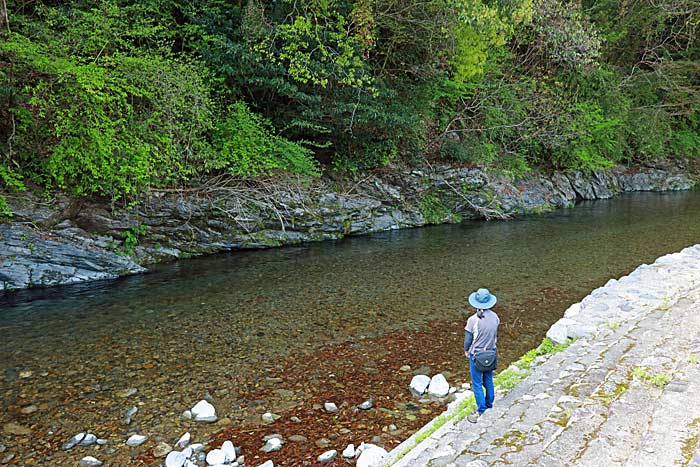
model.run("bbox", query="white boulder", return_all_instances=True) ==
[190,443,205,453]
[342,443,356,458]
[175,432,191,448]
[126,434,148,447]
[79,457,103,467]
[409,374,431,395]
[260,437,283,453]
[324,402,338,413]
[80,433,97,446]
[206,448,227,465]
[62,432,86,450]
[318,450,337,463]
[191,400,217,422]
[427,373,450,397]
[165,451,187,467]
[221,440,236,461]
[356,444,388,467]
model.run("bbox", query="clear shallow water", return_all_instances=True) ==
[2,191,700,464]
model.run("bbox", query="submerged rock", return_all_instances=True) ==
[124,406,138,424]
[153,442,173,458]
[80,433,97,446]
[3,423,31,436]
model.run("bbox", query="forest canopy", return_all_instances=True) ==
[1,0,699,209]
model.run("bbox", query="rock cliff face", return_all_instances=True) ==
[0,224,145,292]
[1,161,696,291]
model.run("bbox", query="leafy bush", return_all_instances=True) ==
[211,102,320,177]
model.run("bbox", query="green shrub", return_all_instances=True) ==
[211,102,320,177]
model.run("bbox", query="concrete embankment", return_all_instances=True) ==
[385,245,700,467]
[1,161,697,291]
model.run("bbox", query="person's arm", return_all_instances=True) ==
[464,330,474,357]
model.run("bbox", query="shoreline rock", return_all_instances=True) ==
[2,161,697,292]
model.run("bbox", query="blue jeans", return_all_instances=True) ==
[470,355,494,414]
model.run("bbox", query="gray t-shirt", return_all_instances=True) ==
[465,309,500,355]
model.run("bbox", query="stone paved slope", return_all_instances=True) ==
[387,245,700,467]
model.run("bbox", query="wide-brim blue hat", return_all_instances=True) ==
[469,288,497,309]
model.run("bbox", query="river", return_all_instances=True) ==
[1,191,699,466]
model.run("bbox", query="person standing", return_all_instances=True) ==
[463,288,500,423]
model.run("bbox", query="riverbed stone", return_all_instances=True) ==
[126,434,148,447]
[343,443,356,458]
[62,432,86,450]
[175,432,190,448]
[190,443,205,454]
[221,440,236,461]
[315,438,331,448]
[165,451,186,467]
[80,433,97,446]
[428,374,450,397]
[410,375,431,396]
[154,442,173,457]
[20,405,38,414]
[206,448,227,465]
[261,437,283,453]
[318,450,338,463]
[79,456,103,467]
[358,399,374,410]
[124,406,138,424]
[324,402,338,413]
[191,400,217,422]
[357,444,388,467]
[2,423,31,436]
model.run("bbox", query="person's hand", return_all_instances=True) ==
[465,351,469,359]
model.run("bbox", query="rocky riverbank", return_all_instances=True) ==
[386,245,700,467]
[1,160,697,291]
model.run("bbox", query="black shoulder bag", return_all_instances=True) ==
[473,349,497,372]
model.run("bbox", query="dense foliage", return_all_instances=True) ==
[1,0,699,211]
